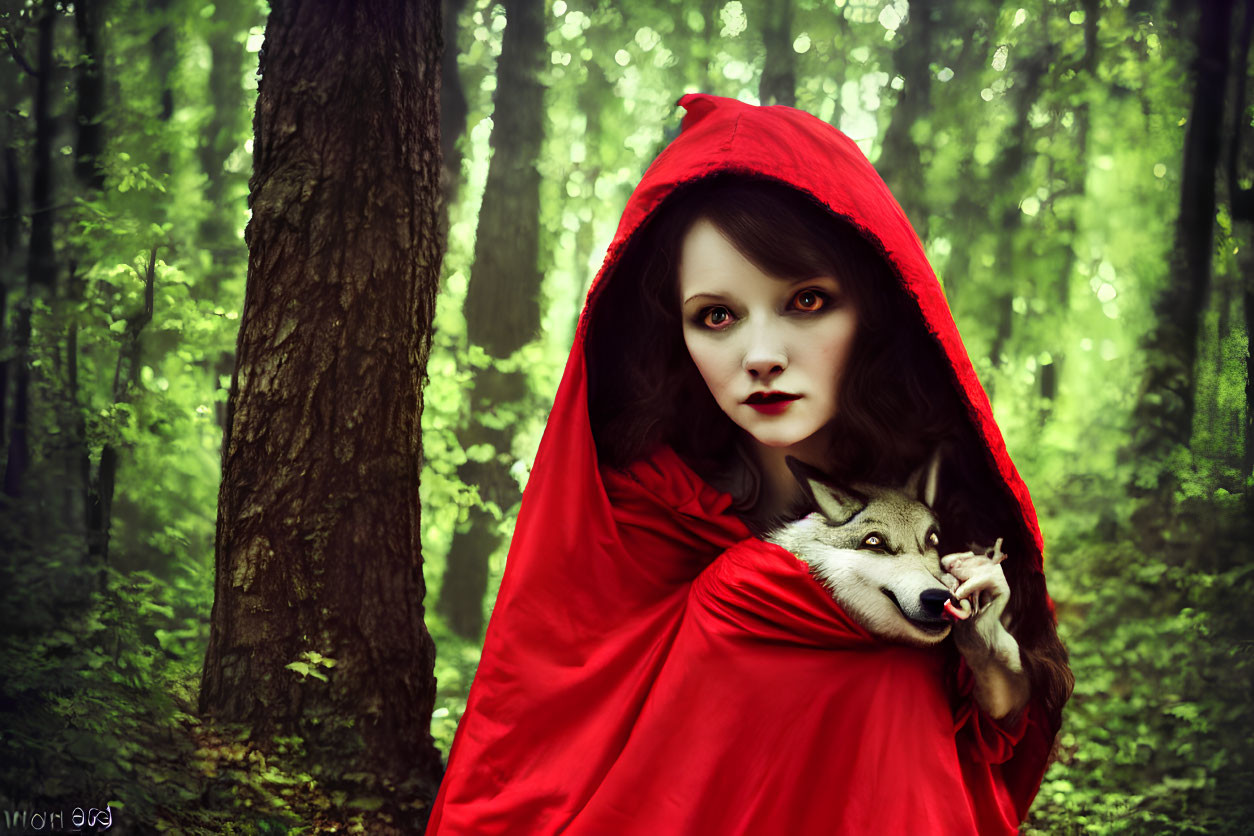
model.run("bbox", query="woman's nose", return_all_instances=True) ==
[743,329,788,379]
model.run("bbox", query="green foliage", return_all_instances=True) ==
[1026,493,1254,834]
[286,651,338,683]
[426,612,487,760]
[0,525,213,828]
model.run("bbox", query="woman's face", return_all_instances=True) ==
[679,218,858,455]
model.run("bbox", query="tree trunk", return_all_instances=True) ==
[67,0,109,554]
[440,0,470,226]
[1,146,20,461]
[1245,281,1253,500]
[568,61,612,340]
[28,3,56,295]
[199,0,445,821]
[197,0,259,293]
[73,0,106,191]
[985,53,1047,393]
[1227,0,1254,512]
[4,2,56,499]
[878,0,935,239]
[439,0,545,640]
[759,0,794,107]
[1040,0,1098,407]
[195,0,261,431]
[1129,0,1234,481]
[148,0,176,123]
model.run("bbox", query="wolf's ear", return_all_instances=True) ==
[904,449,942,508]
[784,456,866,525]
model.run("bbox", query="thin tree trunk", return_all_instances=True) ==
[4,2,56,498]
[28,2,56,294]
[68,0,109,551]
[759,0,794,107]
[1041,0,1098,406]
[1245,282,1253,500]
[568,59,612,340]
[199,0,445,820]
[878,0,935,239]
[197,0,257,293]
[440,0,545,640]
[74,0,106,191]
[1226,0,1254,513]
[985,42,1048,393]
[65,264,85,538]
[1,146,20,458]
[1130,0,1234,482]
[147,0,176,184]
[440,0,470,227]
[195,0,260,431]
[82,248,155,568]
[148,0,176,123]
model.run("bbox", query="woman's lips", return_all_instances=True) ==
[744,392,801,415]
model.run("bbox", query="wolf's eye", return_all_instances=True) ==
[861,533,885,550]
[928,531,940,548]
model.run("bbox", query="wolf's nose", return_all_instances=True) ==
[919,589,955,620]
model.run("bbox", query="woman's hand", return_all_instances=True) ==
[940,542,1030,720]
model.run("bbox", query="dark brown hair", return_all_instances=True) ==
[586,173,1072,730]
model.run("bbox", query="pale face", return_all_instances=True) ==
[678,218,859,459]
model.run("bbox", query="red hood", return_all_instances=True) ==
[590,92,1042,566]
[427,94,1053,835]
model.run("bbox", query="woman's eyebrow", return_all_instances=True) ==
[682,292,728,305]
[780,273,841,286]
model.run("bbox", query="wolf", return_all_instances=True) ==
[766,457,975,647]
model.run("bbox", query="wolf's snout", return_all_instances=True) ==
[918,588,955,621]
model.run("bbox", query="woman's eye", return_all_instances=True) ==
[701,306,734,329]
[792,289,827,312]
[861,533,883,549]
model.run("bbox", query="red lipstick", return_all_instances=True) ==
[744,391,801,415]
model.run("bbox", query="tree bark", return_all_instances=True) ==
[194,0,262,431]
[199,0,445,820]
[28,2,55,295]
[4,2,56,499]
[1040,0,1098,406]
[759,0,794,107]
[440,0,470,227]
[985,44,1048,394]
[196,0,259,292]
[73,0,106,191]
[1129,0,1234,479]
[148,0,176,123]
[440,0,545,640]
[1245,280,1253,500]
[878,0,935,239]
[1,146,20,462]
[1227,0,1254,512]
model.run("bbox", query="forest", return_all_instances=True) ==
[0,0,1250,832]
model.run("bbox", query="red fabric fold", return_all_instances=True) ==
[427,94,1057,834]
[572,539,987,835]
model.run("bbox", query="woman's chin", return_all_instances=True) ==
[738,418,833,455]
[744,428,825,452]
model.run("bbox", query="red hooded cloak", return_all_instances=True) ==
[427,94,1057,834]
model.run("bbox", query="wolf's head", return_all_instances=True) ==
[766,456,957,646]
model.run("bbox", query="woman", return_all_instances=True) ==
[427,94,1072,834]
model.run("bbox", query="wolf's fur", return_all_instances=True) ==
[766,457,957,646]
